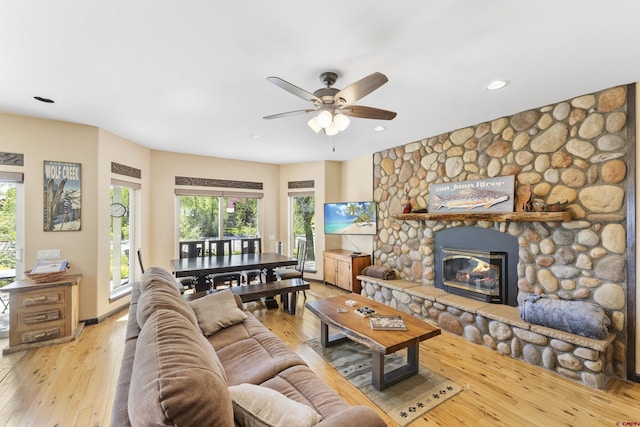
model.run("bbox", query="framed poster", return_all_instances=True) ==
[43,161,81,231]
[428,176,515,213]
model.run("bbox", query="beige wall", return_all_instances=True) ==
[279,160,338,281]
[97,129,151,316]
[149,151,280,274]
[338,155,375,255]
[0,113,99,320]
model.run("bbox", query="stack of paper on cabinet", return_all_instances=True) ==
[32,260,68,274]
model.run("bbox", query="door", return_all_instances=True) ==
[336,259,352,291]
[323,254,337,285]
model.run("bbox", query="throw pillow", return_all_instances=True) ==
[189,289,248,336]
[228,383,322,427]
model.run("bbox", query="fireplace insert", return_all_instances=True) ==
[441,248,507,304]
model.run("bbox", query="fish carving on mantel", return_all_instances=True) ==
[432,188,510,211]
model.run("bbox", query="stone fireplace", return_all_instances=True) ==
[369,84,632,386]
[434,226,518,306]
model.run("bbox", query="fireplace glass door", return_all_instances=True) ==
[442,248,506,302]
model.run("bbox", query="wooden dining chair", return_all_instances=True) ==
[178,240,205,259]
[207,239,242,289]
[276,239,307,298]
[240,237,262,284]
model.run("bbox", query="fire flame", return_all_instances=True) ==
[472,262,490,273]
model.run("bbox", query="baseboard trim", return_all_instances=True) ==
[81,303,129,325]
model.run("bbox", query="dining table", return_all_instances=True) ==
[169,252,298,293]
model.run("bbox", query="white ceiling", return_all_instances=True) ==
[1,1,639,165]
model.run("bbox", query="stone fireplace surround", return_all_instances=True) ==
[367,85,632,389]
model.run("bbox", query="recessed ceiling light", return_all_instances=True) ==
[486,80,509,91]
[34,96,55,103]
[250,134,262,139]
[373,126,386,132]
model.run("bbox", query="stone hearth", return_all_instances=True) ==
[371,85,630,385]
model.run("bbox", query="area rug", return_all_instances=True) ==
[305,338,462,426]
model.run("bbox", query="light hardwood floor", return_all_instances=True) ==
[0,282,639,426]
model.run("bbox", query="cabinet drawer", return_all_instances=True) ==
[15,288,65,308]
[18,326,64,344]
[19,308,63,325]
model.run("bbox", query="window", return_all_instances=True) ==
[0,173,23,286]
[110,182,138,295]
[289,193,315,272]
[177,192,260,253]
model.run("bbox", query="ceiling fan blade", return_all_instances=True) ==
[334,72,388,106]
[267,77,321,103]
[342,105,397,120]
[263,109,316,120]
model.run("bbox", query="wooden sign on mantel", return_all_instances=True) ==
[428,176,515,213]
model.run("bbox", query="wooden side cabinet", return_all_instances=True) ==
[2,274,82,354]
[323,250,371,294]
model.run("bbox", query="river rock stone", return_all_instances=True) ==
[561,168,586,188]
[547,185,577,204]
[513,132,531,150]
[579,186,624,213]
[450,128,474,145]
[594,255,625,282]
[577,229,599,246]
[381,158,394,175]
[486,140,511,157]
[566,139,595,159]
[572,95,596,109]
[601,224,625,253]
[464,325,483,344]
[439,312,463,335]
[537,269,558,292]
[523,344,541,365]
[489,321,513,341]
[445,157,464,178]
[605,112,626,133]
[578,114,604,139]
[574,347,599,361]
[601,160,626,184]
[593,282,625,310]
[598,86,626,112]
[558,353,583,371]
[511,110,540,131]
[530,123,569,153]
[550,339,574,352]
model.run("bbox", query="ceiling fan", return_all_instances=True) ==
[263,71,397,135]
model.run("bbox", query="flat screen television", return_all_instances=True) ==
[324,201,377,235]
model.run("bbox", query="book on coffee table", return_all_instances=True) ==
[369,315,408,331]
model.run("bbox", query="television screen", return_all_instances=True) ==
[324,201,377,235]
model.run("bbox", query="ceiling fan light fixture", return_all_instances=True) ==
[317,110,333,128]
[324,123,339,136]
[333,113,350,131]
[307,116,322,133]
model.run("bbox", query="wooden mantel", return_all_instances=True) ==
[395,211,573,223]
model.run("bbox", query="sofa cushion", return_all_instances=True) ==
[214,332,307,386]
[128,309,233,427]
[140,266,183,293]
[136,279,198,329]
[188,289,248,336]
[229,383,322,427]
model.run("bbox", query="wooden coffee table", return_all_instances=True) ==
[305,293,441,390]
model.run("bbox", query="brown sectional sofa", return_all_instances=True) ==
[111,267,386,426]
